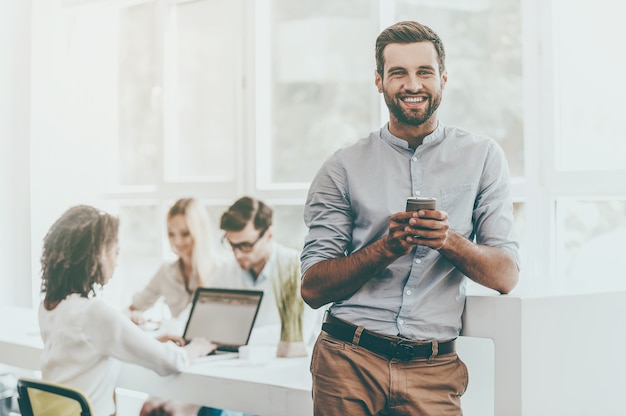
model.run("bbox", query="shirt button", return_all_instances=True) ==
[415,259,421,264]
[406,289,412,295]
[415,191,421,196]
[398,319,404,325]
[412,157,417,162]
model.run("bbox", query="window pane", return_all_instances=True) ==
[513,201,525,246]
[207,204,230,256]
[272,204,308,251]
[56,7,119,193]
[119,2,161,186]
[394,0,524,177]
[554,0,626,171]
[512,201,527,289]
[557,200,626,290]
[168,0,239,181]
[264,0,380,184]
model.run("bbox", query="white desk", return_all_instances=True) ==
[117,356,311,415]
[0,305,312,416]
[3,291,626,416]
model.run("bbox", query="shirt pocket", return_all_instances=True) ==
[440,183,474,237]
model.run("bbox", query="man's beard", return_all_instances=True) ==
[384,90,441,126]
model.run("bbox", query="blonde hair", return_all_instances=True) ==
[168,198,216,287]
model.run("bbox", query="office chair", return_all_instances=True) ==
[16,377,93,416]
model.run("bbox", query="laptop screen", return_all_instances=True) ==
[182,288,264,348]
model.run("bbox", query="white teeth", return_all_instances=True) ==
[403,97,424,103]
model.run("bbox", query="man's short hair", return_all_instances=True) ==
[375,20,446,77]
[220,196,273,232]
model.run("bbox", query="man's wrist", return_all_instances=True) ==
[380,235,408,257]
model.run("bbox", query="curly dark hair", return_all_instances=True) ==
[375,20,446,77]
[40,205,119,309]
[220,196,273,233]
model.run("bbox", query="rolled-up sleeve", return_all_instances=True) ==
[473,141,521,269]
[301,151,353,276]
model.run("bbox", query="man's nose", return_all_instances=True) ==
[404,74,423,93]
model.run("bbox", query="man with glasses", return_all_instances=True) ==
[214,196,304,331]
[219,197,273,284]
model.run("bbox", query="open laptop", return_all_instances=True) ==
[182,287,264,355]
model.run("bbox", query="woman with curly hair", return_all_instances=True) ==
[39,205,215,416]
[128,197,218,325]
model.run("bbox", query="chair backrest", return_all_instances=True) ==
[17,378,93,416]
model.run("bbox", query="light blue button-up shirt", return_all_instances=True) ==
[301,122,520,341]
[212,242,299,328]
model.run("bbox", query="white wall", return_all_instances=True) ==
[0,0,33,307]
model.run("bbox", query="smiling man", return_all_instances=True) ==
[301,21,520,415]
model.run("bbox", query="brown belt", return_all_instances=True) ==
[322,313,455,361]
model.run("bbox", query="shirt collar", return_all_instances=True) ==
[380,121,444,151]
[248,242,277,285]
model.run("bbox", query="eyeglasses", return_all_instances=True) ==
[222,228,267,253]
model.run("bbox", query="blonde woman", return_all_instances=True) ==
[128,198,217,324]
[39,205,215,416]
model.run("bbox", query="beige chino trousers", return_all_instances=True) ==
[310,332,468,416]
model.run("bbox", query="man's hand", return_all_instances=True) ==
[302,209,450,309]
[386,209,449,253]
[385,212,417,254]
[404,209,449,250]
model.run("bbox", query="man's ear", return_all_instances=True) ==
[441,70,448,89]
[375,70,383,93]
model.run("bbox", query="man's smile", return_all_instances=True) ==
[401,95,427,104]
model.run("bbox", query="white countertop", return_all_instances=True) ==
[3,290,626,416]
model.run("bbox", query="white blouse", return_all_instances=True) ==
[39,294,189,416]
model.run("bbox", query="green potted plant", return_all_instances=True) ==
[273,257,307,357]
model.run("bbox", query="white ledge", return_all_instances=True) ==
[2,290,626,415]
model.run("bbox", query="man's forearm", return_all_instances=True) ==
[301,238,401,309]
[438,231,519,294]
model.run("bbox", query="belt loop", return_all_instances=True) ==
[323,309,331,322]
[428,340,439,363]
[352,326,365,350]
